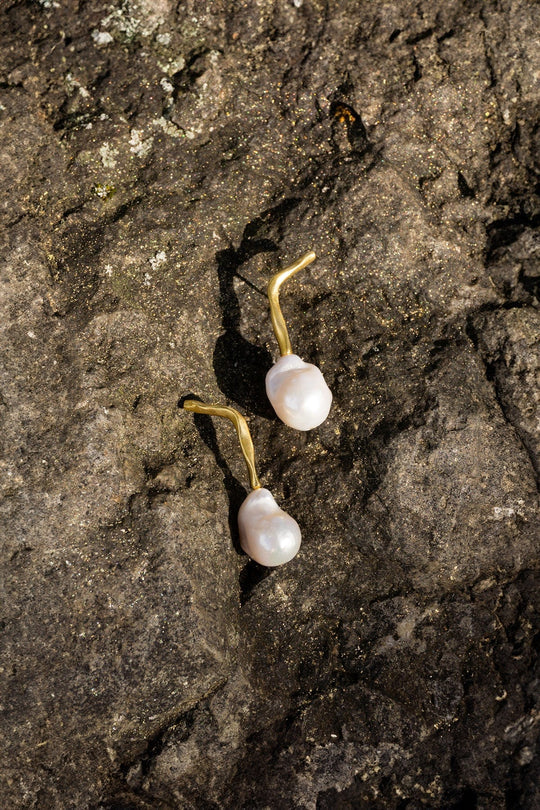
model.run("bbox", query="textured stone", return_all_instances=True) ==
[0,1,538,808]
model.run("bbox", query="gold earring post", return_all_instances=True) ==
[183,400,261,490]
[267,250,317,357]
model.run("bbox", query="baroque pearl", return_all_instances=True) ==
[238,487,301,567]
[266,354,333,430]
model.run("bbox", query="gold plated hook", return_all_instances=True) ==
[183,400,261,490]
[267,250,317,357]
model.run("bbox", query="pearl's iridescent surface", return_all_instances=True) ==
[238,488,301,567]
[265,354,332,430]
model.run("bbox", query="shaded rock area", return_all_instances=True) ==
[0,1,538,807]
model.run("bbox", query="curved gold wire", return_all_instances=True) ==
[267,250,317,357]
[183,400,261,490]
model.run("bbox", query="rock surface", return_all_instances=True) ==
[0,1,538,808]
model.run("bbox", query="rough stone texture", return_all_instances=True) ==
[0,1,538,808]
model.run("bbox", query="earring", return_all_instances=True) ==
[265,251,333,430]
[183,400,301,566]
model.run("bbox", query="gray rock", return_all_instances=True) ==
[0,1,538,808]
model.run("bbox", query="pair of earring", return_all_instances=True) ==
[183,250,332,567]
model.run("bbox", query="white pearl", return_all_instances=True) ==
[238,488,301,567]
[265,354,332,430]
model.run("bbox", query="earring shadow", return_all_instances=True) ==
[238,559,271,605]
[213,243,276,419]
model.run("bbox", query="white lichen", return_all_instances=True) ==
[149,251,167,271]
[65,72,90,98]
[153,117,187,138]
[99,0,168,42]
[129,128,154,158]
[91,30,114,47]
[160,77,174,95]
[158,56,185,76]
[99,143,118,169]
